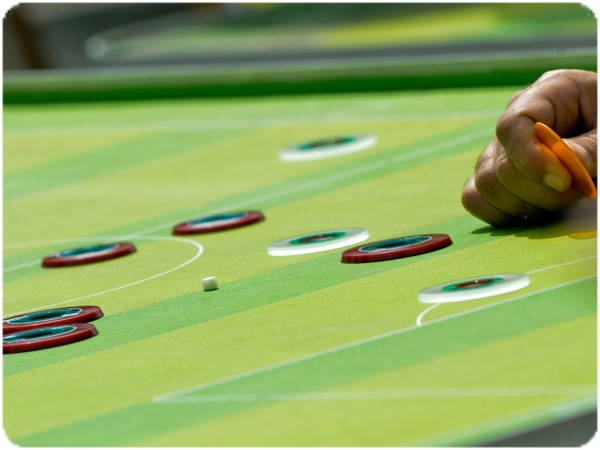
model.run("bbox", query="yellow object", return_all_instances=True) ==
[569,231,598,240]
[534,122,596,198]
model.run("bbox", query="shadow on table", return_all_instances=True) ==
[470,198,597,241]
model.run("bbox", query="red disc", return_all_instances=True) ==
[3,306,104,334]
[341,234,452,264]
[3,323,98,354]
[172,211,265,235]
[42,242,136,268]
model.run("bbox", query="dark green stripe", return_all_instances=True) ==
[14,277,596,446]
[3,214,534,376]
[3,129,243,202]
[3,120,492,283]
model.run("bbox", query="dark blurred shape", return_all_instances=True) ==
[3,3,193,70]
[4,3,596,71]
[3,3,596,103]
[483,410,597,447]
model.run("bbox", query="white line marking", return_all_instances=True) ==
[4,128,491,266]
[3,260,40,273]
[416,303,440,327]
[3,111,502,136]
[152,275,595,403]
[159,385,596,404]
[3,235,203,317]
[527,256,597,274]
[115,130,489,239]
[415,256,597,326]
[111,128,492,238]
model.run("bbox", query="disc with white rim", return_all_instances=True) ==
[418,273,531,304]
[267,228,369,256]
[279,134,376,162]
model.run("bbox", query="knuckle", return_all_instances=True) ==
[461,179,478,211]
[538,69,567,82]
[473,163,496,195]
[492,152,514,182]
[495,113,518,144]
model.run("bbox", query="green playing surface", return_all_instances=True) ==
[3,86,597,446]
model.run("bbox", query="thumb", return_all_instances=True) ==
[565,128,597,178]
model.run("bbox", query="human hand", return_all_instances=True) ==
[462,69,597,227]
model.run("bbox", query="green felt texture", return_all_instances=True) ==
[3,86,596,446]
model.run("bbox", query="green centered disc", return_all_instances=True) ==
[289,231,347,246]
[359,236,431,253]
[3,325,77,343]
[297,136,356,151]
[189,212,246,225]
[7,307,82,324]
[442,277,504,292]
[59,244,118,257]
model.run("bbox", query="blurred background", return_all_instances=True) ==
[2,3,597,100]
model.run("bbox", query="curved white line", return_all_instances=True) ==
[416,303,440,327]
[414,256,597,326]
[154,275,595,403]
[3,235,203,317]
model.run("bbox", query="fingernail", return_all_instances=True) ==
[543,173,565,192]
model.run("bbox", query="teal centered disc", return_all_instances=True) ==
[279,134,377,162]
[268,228,369,256]
[3,323,99,354]
[442,277,504,292]
[418,273,531,304]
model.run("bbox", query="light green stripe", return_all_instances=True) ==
[12,278,596,446]
[3,129,245,202]
[3,119,492,283]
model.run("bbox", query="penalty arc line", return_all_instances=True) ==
[4,128,492,267]
[153,275,595,403]
[415,256,597,326]
[4,235,204,317]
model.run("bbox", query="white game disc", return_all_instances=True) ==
[418,273,531,304]
[279,134,377,162]
[267,228,369,256]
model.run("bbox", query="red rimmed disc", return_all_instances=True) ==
[3,323,98,354]
[173,211,265,235]
[42,242,136,268]
[341,234,452,264]
[3,306,104,334]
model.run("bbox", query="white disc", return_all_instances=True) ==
[267,228,369,256]
[418,273,531,304]
[279,134,376,162]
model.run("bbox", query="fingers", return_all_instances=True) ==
[463,139,582,227]
[565,128,598,177]
[462,69,597,227]
[496,70,597,184]
[462,176,519,227]
[493,143,581,210]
